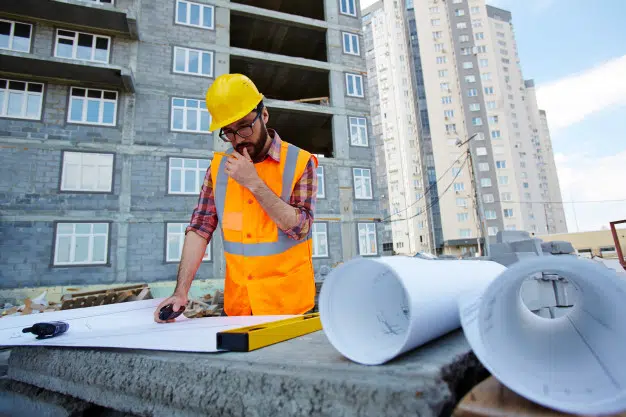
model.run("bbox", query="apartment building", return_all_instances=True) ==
[0,0,382,289]
[402,0,567,255]
[363,0,432,256]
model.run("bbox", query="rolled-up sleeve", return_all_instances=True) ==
[282,156,317,241]
[185,168,218,242]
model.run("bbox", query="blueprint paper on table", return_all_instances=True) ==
[459,256,626,416]
[0,298,293,352]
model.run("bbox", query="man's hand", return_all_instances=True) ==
[225,148,262,190]
[154,292,189,323]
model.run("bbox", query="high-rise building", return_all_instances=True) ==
[363,0,432,256]
[366,0,567,256]
[0,0,382,289]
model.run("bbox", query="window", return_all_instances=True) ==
[0,79,44,120]
[353,168,372,199]
[471,6,481,14]
[457,22,467,29]
[487,101,496,109]
[465,75,476,83]
[61,151,114,192]
[474,132,485,140]
[345,73,364,97]
[456,198,467,207]
[483,194,494,203]
[491,130,501,138]
[472,19,482,28]
[312,223,329,257]
[498,176,509,185]
[445,124,457,133]
[523,182,529,188]
[68,87,117,126]
[475,32,484,40]
[55,30,110,63]
[434,43,444,52]
[440,82,450,91]
[457,213,469,222]
[53,223,109,266]
[173,46,213,77]
[485,209,497,220]
[498,40,507,47]
[475,45,487,53]
[438,69,448,77]
[488,226,499,236]
[472,117,483,126]
[476,147,487,156]
[358,223,377,256]
[431,19,441,26]
[436,56,447,64]
[521,171,528,179]
[480,58,489,67]
[316,166,325,198]
[442,96,452,104]
[175,0,215,29]
[478,162,489,171]
[429,6,440,13]
[495,160,506,169]
[461,47,471,55]
[469,103,480,112]
[444,109,454,119]
[452,167,462,176]
[481,72,492,81]
[433,31,443,39]
[453,0,462,3]
[484,86,494,95]
[505,225,517,231]
[503,209,514,218]
[524,192,531,200]
[497,32,505,38]
[171,97,210,133]
[455,9,465,16]
[0,19,32,52]
[454,182,465,192]
[480,178,492,187]
[168,157,211,195]
[489,115,498,124]
[342,32,360,55]
[167,223,211,262]
[349,116,368,146]
[459,35,470,43]
[459,229,471,238]
[501,192,512,201]
[467,88,478,97]
[463,61,474,69]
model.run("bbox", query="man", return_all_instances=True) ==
[154,73,318,322]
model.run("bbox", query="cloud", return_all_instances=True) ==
[536,55,626,131]
[554,150,626,232]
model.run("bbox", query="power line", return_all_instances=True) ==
[379,151,468,223]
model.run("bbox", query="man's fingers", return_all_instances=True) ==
[242,147,252,161]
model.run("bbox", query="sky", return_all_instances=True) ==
[359,0,626,233]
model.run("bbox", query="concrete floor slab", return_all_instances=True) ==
[7,329,486,417]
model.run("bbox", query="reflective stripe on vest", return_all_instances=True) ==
[215,143,311,257]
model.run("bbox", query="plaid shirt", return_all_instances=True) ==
[186,129,317,242]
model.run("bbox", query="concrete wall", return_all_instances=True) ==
[0,0,383,290]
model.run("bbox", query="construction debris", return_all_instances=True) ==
[60,284,152,310]
[183,290,224,318]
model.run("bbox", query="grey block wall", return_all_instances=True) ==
[0,0,384,289]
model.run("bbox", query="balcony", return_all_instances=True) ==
[0,50,135,92]
[231,0,325,21]
[1,0,138,39]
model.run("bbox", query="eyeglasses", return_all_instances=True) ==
[219,103,264,142]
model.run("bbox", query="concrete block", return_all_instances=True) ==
[8,330,485,417]
[541,241,575,255]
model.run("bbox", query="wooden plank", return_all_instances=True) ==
[453,376,626,417]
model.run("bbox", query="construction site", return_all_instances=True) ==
[1,0,626,416]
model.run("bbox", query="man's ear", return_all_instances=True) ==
[262,107,269,124]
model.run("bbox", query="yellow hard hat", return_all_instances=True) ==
[206,73,264,132]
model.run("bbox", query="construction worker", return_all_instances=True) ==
[154,73,318,322]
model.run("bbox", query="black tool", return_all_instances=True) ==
[22,321,69,339]
[159,304,186,321]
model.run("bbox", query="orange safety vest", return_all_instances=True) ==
[211,140,318,316]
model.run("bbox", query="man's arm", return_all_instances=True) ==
[249,157,316,239]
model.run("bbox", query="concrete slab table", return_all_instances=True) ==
[6,329,486,417]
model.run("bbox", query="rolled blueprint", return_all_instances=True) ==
[459,256,626,415]
[318,256,506,365]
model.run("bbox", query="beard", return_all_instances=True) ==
[235,122,269,163]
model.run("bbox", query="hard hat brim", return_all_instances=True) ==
[209,93,264,132]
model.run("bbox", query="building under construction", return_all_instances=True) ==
[0,0,382,289]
